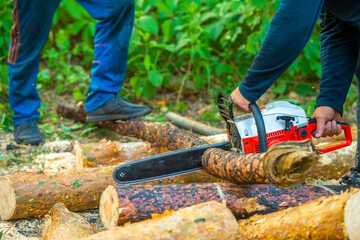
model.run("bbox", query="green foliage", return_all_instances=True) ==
[0,0,356,134]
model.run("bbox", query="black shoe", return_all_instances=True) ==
[14,119,44,145]
[86,96,152,122]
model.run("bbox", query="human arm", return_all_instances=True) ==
[313,9,359,138]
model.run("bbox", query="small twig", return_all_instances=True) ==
[176,62,192,104]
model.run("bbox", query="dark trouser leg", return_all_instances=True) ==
[75,0,135,112]
[355,51,360,172]
[7,0,60,126]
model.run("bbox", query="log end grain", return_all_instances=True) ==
[264,140,320,188]
[100,185,119,229]
[0,177,15,221]
[344,191,360,240]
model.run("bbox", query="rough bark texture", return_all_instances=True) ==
[76,139,168,169]
[165,111,224,135]
[238,190,360,240]
[0,167,222,220]
[42,203,95,240]
[308,142,356,181]
[57,102,208,150]
[83,201,240,240]
[202,140,320,188]
[99,182,354,228]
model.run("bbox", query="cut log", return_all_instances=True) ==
[57,102,208,150]
[308,142,356,181]
[165,111,224,135]
[99,183,354,228]
[202,140,320,188]
[0,167,222,220]
[76,139,168,169]
[238,189,360,240]
[201,133,228,144]
[42,203,95,240]
[83,201,240,240]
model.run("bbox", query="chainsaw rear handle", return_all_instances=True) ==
[308,118,352,154]
[218,92,268,153]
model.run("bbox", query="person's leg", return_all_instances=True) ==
[76,0,151,122]
[8,0,61,126]
[7,0,61,144]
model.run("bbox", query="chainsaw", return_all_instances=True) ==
[113,92,352,184]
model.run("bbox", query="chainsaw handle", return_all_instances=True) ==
[249,102,268,153]
[308,119,352,154]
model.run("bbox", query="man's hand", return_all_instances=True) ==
[311,106,342,138]
[230,88,252,113]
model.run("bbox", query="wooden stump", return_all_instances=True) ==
[99,183,354,228]
[42,203,95,240]
[202,140,320,188]
[238,189,360,240]
[83,201,240,240]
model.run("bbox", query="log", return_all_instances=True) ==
[0,167,222,220]
[42,203,95,240]
[202,140,320,188]
[83,201,240,240]
[201,133,228,144]
[99,182,354,228]
[76,139,168,169]
[238,189,360,240]
[308,142,356,181]
[57,102,208,150]
[165,111,224,135]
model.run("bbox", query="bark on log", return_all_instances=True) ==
[165,111,224,135]
[76,139,168,169]
[99,183,354,228]
[202,140,320,188]
[83,201,240,240]
[238,189,360,240]
[42,203,95,240]
[57,102,208,150]
[308,142,355,181]
[0,167,222,220]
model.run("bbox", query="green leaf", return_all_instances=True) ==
[137,16,158,36]
[144,55,151,72]
[271,82,287,95]
[294,84,315,97]
[206,22,224,40]
[148,71,163,87]
[161,20,173,42]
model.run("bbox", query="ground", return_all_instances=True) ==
[0,88,357,239]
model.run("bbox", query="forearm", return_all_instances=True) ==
[239,0,325,102]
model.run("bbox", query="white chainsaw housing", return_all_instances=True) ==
[234,101,308,149]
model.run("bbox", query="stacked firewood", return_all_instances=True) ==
[0,101,359,240]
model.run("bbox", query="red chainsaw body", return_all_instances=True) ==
[238,122,352,154]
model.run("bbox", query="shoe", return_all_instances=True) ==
[86,96,152,122]
[14,119,44,145]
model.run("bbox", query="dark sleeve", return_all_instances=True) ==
[239,0,325,102]
[315,10,359,115]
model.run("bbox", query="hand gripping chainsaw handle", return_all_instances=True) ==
[307,119,352,154]
[218,92,268,153]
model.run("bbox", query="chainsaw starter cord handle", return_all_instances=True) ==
[249,102,268,153]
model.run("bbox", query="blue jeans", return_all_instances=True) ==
[7,0,134,126]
